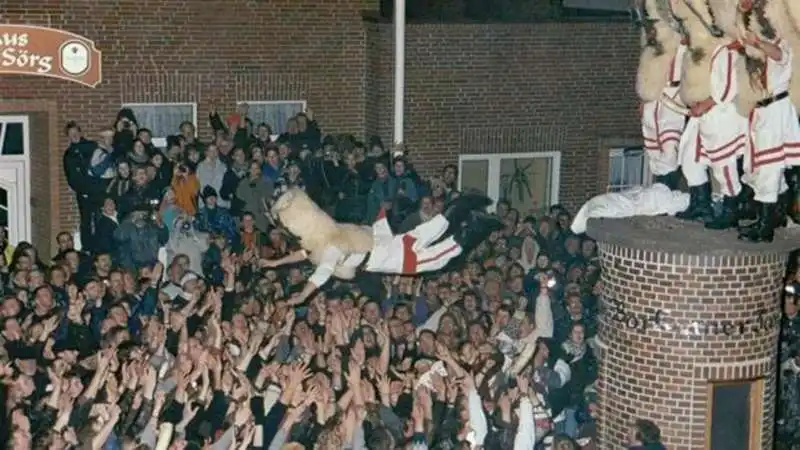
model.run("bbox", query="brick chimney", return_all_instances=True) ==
[586,216,799,450]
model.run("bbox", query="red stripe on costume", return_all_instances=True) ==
[660,137,680,147]
[705,134,745,154]
[418,244,460,265]
[750,143,800,169]
[653,102,662,151]
[723,166,735,196]
[721,50,734,103]
[708,143,745,162]
[695,132,702,162]
[401,235,418,274]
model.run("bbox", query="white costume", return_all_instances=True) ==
[270,188,475,292]
[742,38,800,203]
[570,183,690,234]
[679,42,748,198]
[307,209,463,288]
[642,44,690,176]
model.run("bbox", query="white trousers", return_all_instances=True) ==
[741,98,800,203]
[741,168,788,203]
[679,116,744,197]
[366,214,462,274]
[642,99,684,175]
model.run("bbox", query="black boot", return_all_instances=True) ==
[738,185,758,221]
[654,170,681,191]
[775,191,790,228]
[705,195,739,230]
[442,193,493,234]
[676,183,714,221]
[738,202,776,243]
[454,211,505,256]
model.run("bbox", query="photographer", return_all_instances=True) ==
[118,165,161,220]
[112,203,169,270]
[112,108,139,155]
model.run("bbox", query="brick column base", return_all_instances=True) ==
[586,216,799,450]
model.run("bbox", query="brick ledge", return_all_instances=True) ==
[587,216,800,256]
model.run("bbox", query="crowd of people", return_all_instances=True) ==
[0,102,794,450]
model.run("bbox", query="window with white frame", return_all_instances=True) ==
[457,152,561,215]
[122,103,197,148]
[238,101,306,139]
[607,147,652,192]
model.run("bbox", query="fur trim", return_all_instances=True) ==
[674,0,731,104]
[767,0,800,109]
[679,38,716,104]
[735,60,761,116]
[637,45,679,101]
[784,0,800,34]
[637,0,682,101]
[272,188,374,279]
[708,0,739,37]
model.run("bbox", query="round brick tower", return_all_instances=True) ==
[586,216,799,450]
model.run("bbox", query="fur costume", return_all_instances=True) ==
[271,187,373,281]
[636,0,683,102]
[637,0,689,182]
[270,189,494,291]
[673,0,748,220]
[675,0,731,106]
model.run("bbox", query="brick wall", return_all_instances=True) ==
[0,1,641,251]
[0,0,377,253]
[366,20,641,208]
[590,217,787,450]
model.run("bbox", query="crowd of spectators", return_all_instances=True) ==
[2,102,795,450]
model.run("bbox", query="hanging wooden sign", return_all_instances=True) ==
[0,24,102,87]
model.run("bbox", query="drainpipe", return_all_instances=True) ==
[393,0,405,152]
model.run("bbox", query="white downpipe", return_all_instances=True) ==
[393,0,406,149]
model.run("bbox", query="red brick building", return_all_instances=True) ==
[0,0,639,253]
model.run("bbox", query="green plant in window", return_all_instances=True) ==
[500,160,534,206]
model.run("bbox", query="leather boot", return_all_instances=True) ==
[705,195,739,230]
[676,183,714,221]
[738,202,776,243]
[454,211,505,256]
[442,193,493,235]
[654,170,681,191]
[738,184,758,221]
[775,191,790,228]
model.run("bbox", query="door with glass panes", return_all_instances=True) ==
[0,116,31,245]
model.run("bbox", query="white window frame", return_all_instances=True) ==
[121,102,198,149]
[457,151,561,212]
[607,147,653,192]
[237,100,307,141]
[0,115,31,245]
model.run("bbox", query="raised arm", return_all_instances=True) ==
[294,246,345,304]
[259,250,309,268]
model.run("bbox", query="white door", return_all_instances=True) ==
[0,116,31,246]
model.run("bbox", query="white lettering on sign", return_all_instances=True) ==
[0,33,54,73]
